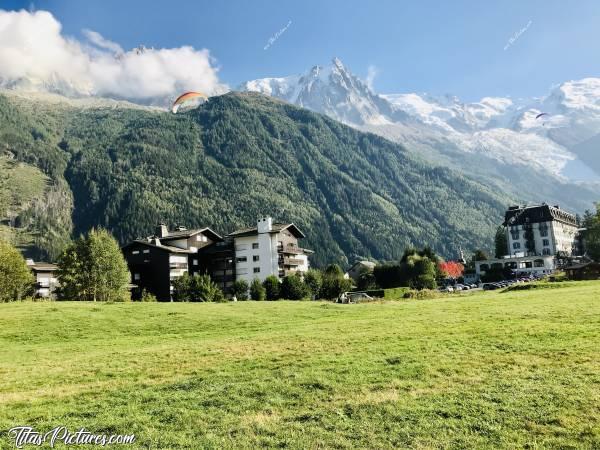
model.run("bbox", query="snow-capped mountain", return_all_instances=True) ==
[239,58,409,126]
[240,58,600,187]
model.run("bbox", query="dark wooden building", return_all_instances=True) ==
[564,262,600,281]
[122,225,234,301]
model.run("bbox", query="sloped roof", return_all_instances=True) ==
[228,223,305,238]
[504,204,577,227]
[161,227,223,242]
[124,240,194,254]
[29,262,58,272]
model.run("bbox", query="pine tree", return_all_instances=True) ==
[263,275,280,301]
[494,226,508,258]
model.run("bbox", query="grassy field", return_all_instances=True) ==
[1,282,599,449]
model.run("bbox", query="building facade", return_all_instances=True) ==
[26,260,59,298]
[122,225,226,300]
[122,218,312,300]
[503,204,580,257]
[228,217,312,285]
[475,254,555,279]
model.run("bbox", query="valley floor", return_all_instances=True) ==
[1,283,600,449]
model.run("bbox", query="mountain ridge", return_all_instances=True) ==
[0,89,512,264]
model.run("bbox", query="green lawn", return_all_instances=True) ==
[1,283,599,449]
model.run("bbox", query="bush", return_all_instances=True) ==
[263,275,280,301]
[303,269,322,299]
[402,289,440,300]
[250,278,266,301]
[280,274,309,300]
[172,273,224,302]
[140,289,158,302]
[0,239,34,302]
[231,279,249,300]
[320,264,353,299]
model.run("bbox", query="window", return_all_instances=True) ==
[132,250,140,255]
[193,259,199,266]
[513,242,521,249]
[534,259,544,268]
[542,248,551,255]
[134,273,140,281]
[252,243,259,249]
[510,227,519,240]
[253,255,260,262]
[542,239,550,247]
[525,261,533,268]
[539,225,549,237]
[143,249,150,254]
[236,256,247,263]
[253,267,260,273]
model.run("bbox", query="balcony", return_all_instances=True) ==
[282,257,303,266]
[169,262,188,270]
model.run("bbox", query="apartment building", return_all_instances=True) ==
[228,217,312,285]
[122,217,312,300]
[122,225,226,300]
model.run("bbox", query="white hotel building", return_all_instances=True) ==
[475,204,582,279]
[228,217,312,284]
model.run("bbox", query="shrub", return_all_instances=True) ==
[280,274,309,300]
[263,275,280,300]
[320,264,353,299]
[303,269,322,299]
[250,278,266,301]
[231,279,249,301]
[140,289,158,302]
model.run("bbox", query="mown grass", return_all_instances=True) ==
[1,282,599,449]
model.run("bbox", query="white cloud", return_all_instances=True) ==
[0,9,228,102]
[82,29,123,54]
[366,65,378,91]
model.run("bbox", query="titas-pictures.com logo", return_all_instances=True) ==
[7,426,135,448]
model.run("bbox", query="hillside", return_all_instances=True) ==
[0,90,511,265]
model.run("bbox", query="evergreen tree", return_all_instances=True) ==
[0,239,34,301]
[582,205,600,261]
[494,226,508,258]
[56,229,130,301]
[263,275,280,301]
[473,249,489,262]
[172,272,192,302]
[249,277,266,300]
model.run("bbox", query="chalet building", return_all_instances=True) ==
[122,225,228,301]
[122,217,312,300]
[564,262,600,280]
[228,217,313,285]
[345,261,375,282]
[26,260,59,298]
[503,204,581,257]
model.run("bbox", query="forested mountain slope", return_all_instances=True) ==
[0,91,511,266]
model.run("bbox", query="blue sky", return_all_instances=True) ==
[4,0,600,101]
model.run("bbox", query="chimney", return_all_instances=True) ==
[257,217,273,233]
[155,223,169,238]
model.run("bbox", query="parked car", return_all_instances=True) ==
[483,283,499,290]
